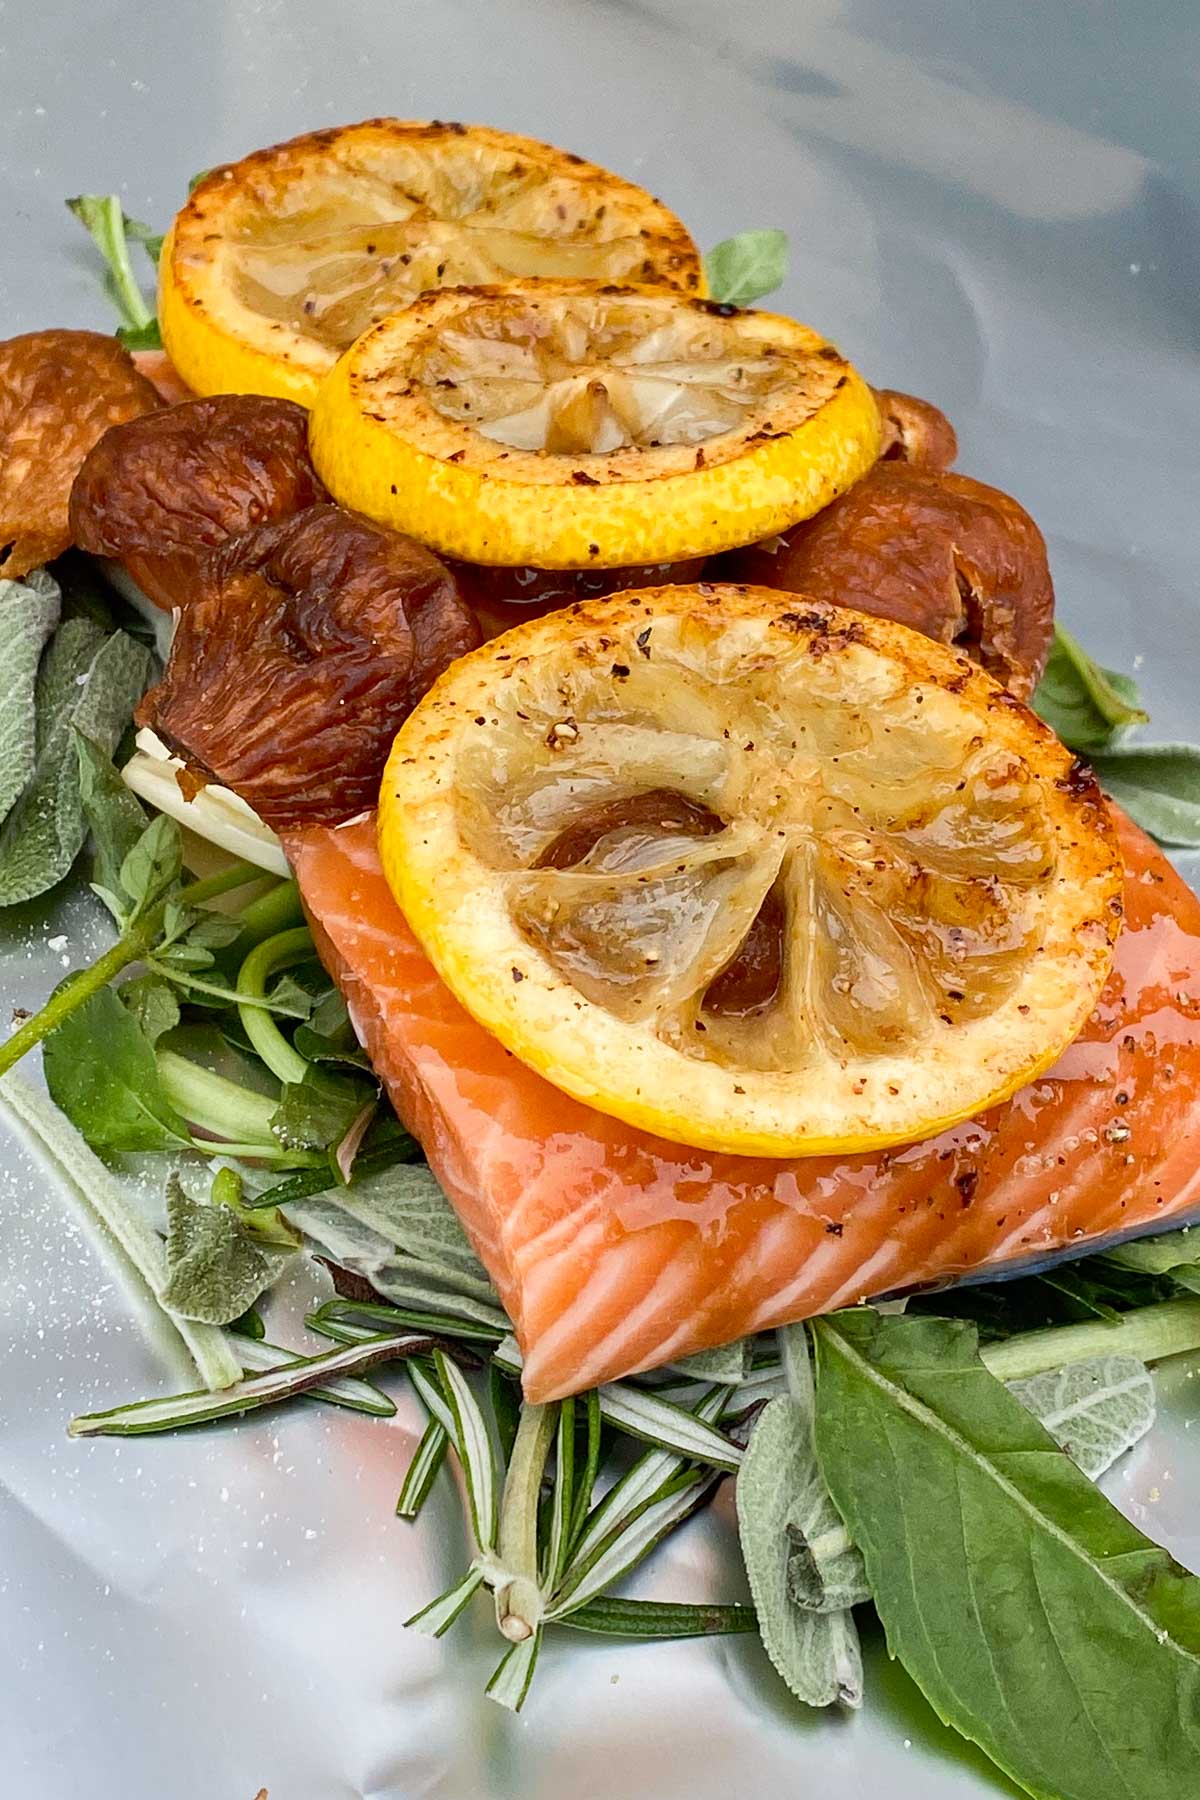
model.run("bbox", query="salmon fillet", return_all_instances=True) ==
[290,808,1200,1401]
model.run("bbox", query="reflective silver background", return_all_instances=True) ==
[1,4,1198,1795]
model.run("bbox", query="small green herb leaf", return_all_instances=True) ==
[737,1395,864,1707]
[119,812,183,923]
[119,975,181,1046]
[0,570,61,822]
[1089,743,1200,847]
[1032,623,1147,752]
[271,1064,376,1151]
[1007,1351,1155,1480]
[560,1596,758,1639]
[814,1309,1200,1800]
[160,1176,282,1325]
[396,1415,450,1518]
[43,984,191,1151]
[703,228,789,307]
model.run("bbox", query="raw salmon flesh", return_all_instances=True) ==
[290,806,1200,1401]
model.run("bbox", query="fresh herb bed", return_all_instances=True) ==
[0,202,1198,1800]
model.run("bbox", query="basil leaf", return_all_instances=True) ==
[703,229,788,307]
[43,984,191,1152]
[75,730,148,899]
[0,571,61,821]
[814,1309,1200,1800]
[1032,623,1147,752]
[1008,1351,1155,1480]
[737,1395,864,1706]
[0,623,153,905]
[1089,743,1200,847]
[159,1176,282,1325]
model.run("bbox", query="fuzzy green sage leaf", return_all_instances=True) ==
[1032,622,1147,753]
[0,570,61,822]
[703,229,789,306]
[160,1175,283,1325]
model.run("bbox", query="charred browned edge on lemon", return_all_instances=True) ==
[161,119,704,406]
[310,290,882,566]
[379,583,1123,1159]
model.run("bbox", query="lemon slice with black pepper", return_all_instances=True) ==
[378,584,1122,1158]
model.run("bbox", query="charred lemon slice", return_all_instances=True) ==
[310,284,881,567]
[159,120,702,406]
[378,585,1122,1158]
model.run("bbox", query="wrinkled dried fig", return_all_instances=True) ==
[0,329,160,579]
[723,462,1053,696]
[138,504,479,829]
[70,394,327,611]
[873,387,958,471]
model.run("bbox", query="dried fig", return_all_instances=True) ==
[138,504,479,828]
[723,462,1053,697]
[0,329,160,579]
[873,387,958,471]
[450,554,707,639]
[70,394,327,611]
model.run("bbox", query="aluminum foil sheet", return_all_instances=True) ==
[2,2,1198,1794]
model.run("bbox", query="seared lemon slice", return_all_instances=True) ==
[378,585,1122,1158]
[160,120,702,406]
[310,284,880,567]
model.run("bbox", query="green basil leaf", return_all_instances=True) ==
[0,570,61,821]
[160,1175,282,1325]
[736,1395,864,1707]
[75,729,148,897]
[0,623,153,906]
[1032,623,1147,752]
[814,1309,1200,1800]
[1089,743,1200,847]
[1007,1351,1155,1480]
[702,228,789,307]
[43,984,191,1152]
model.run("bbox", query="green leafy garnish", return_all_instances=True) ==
[1089,743,1200,847]
[66,193,163,348]
[703,228,788,307]
[814,1309,1200,1800]
[160,1175,284,1325]
[74,730,149,895]
[43,984,191,1152]
[0,571,61,822]
[1006,1351,1155,1480]
[0,615,153,906]
[1033,622,1147,752]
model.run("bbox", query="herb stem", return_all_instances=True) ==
[232,878,305,949]
[156,1049,279,1145]
[236,927,314,1086]
[981,1298,1200,1381]
[0,858,262,1080]
[66,194,151,329]
[495,1402,556,1643]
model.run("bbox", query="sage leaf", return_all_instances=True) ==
[703,228,789,306]
[736,1396,864,1707]
[814,1309,1200,1800]
[1032,623,1147,752]
[329,1159,486,1279]
[668,1340,751,1384]
[1007,1351,1155,1480]
[160,1176,283,1325]
[0,622,153,905]
[0,570,60,821]
[43,984,192,1152]
[75,729,147,896]
[1089,743,1200,847]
